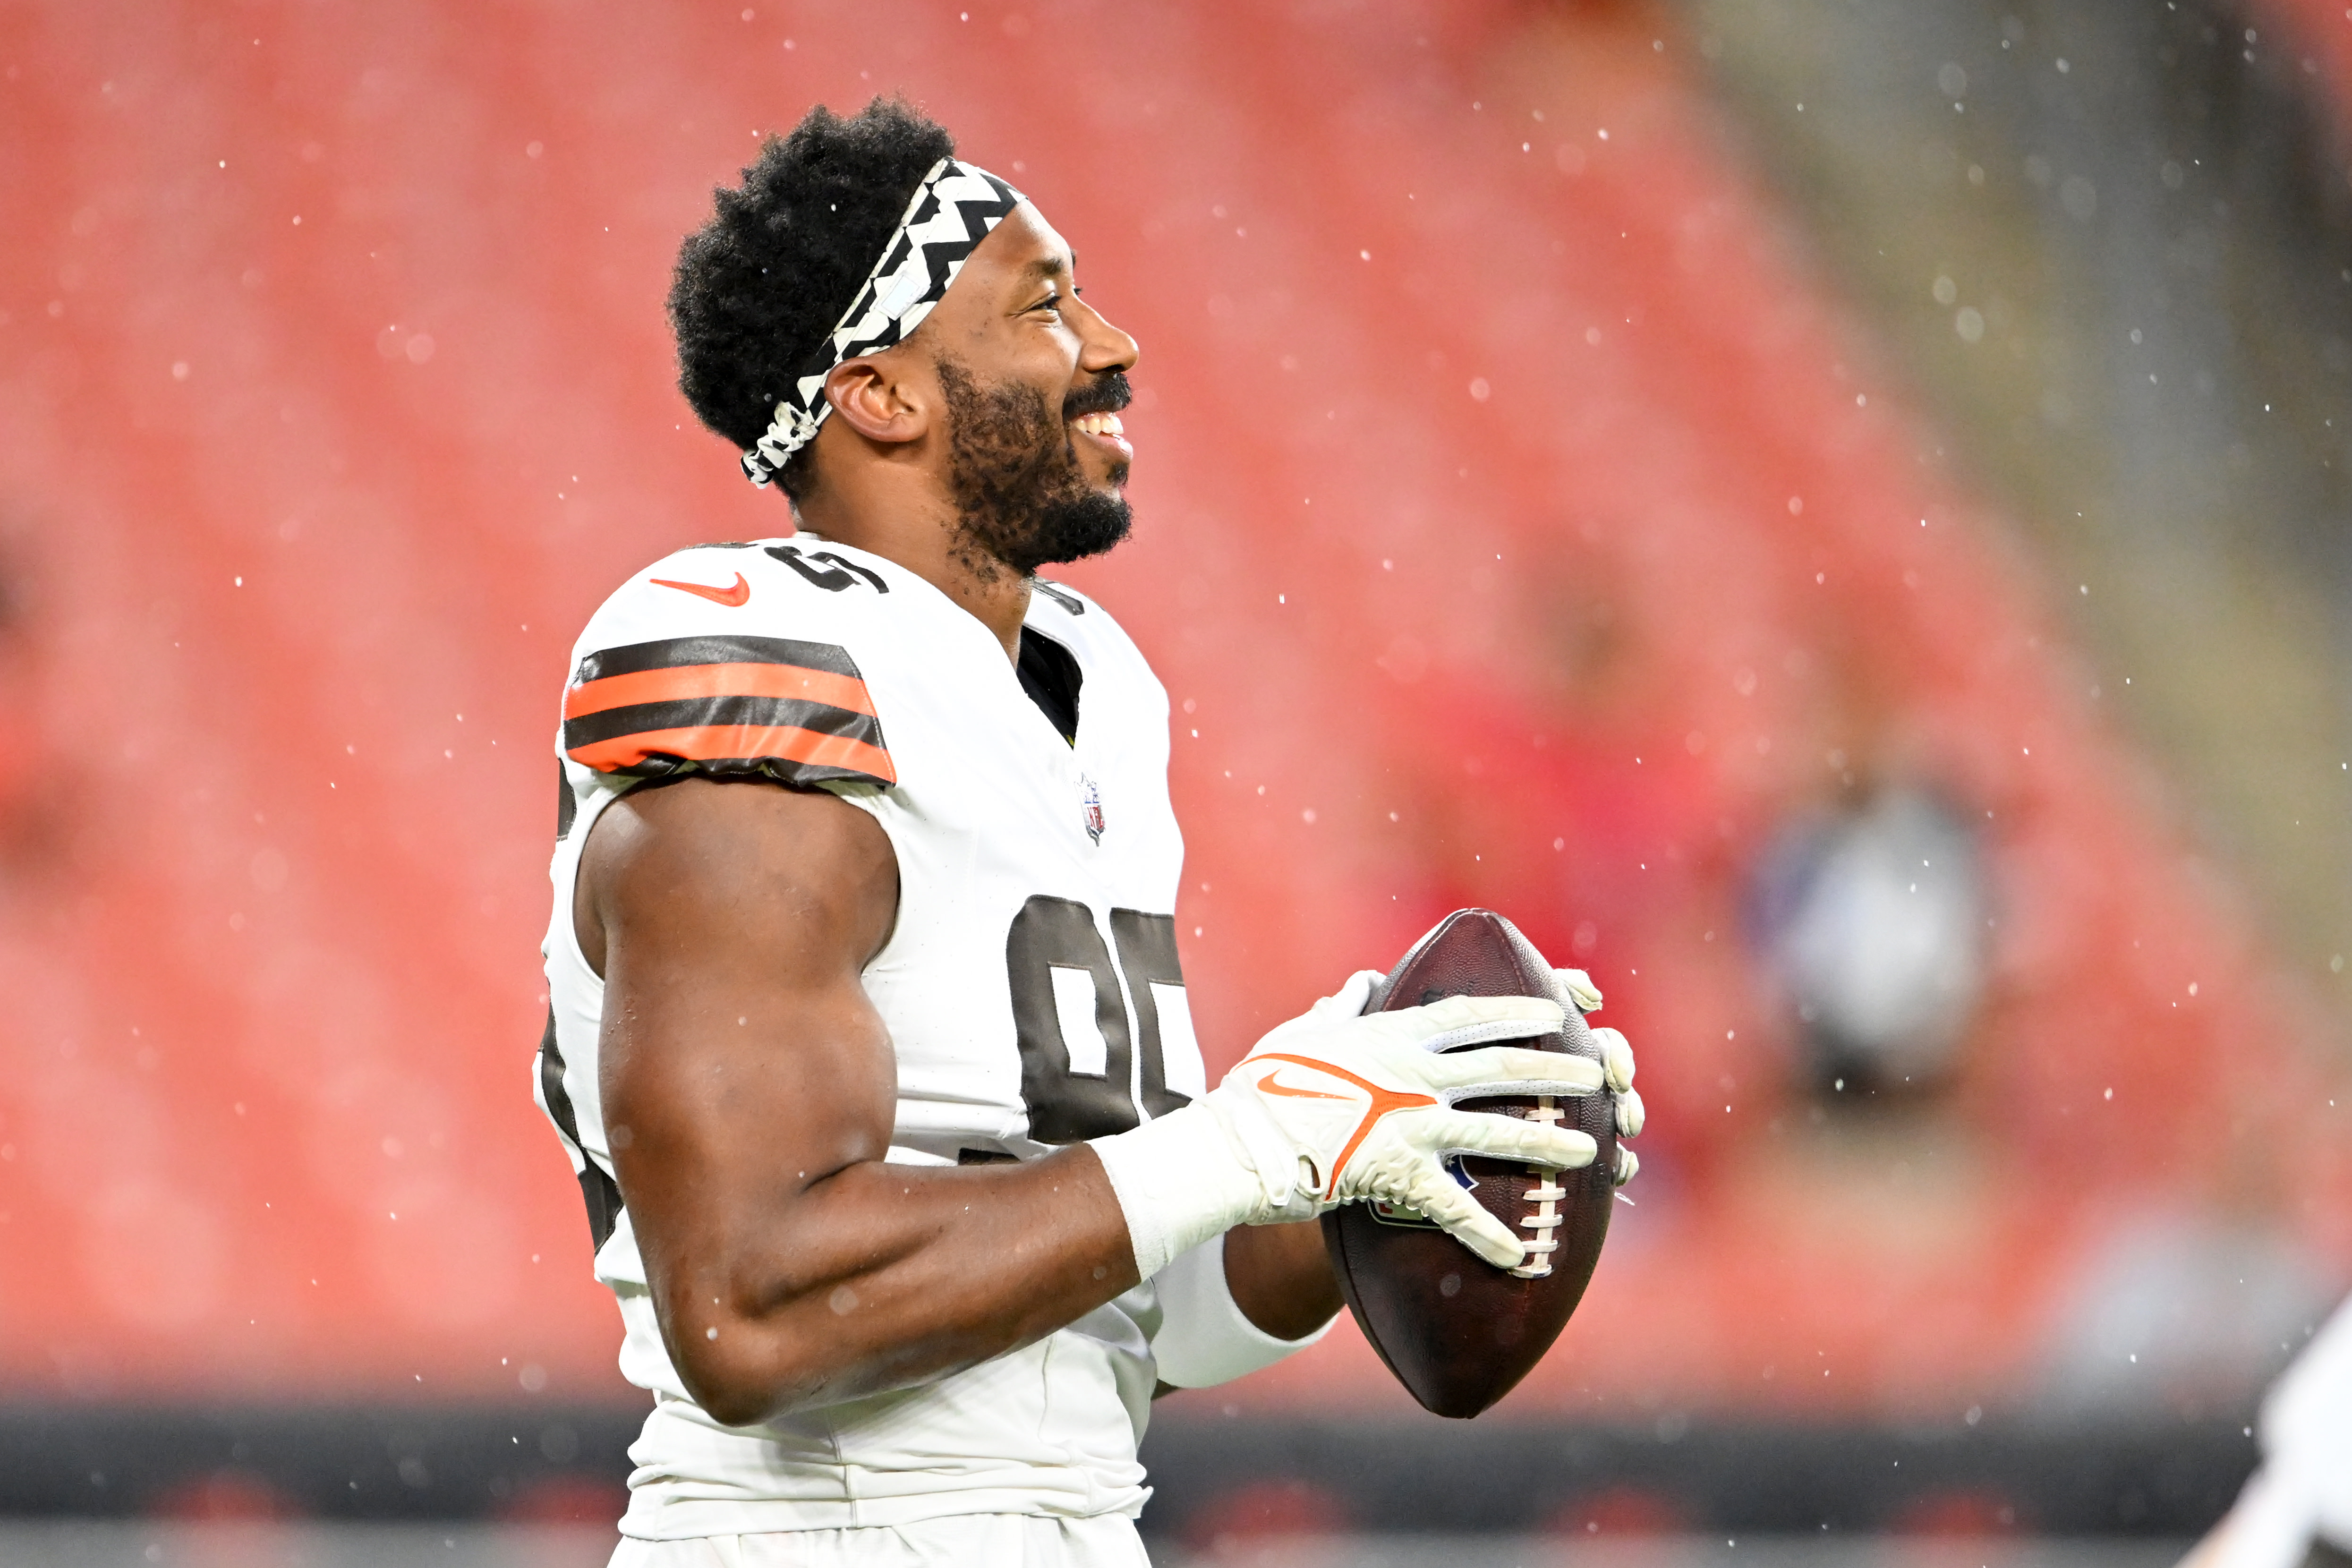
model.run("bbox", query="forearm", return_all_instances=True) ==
[1148,1219,1340,1396]
[1222,1218,1342,1341]
[655,1144,1138,1423]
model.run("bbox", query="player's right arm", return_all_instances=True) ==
[583,773,1150,1427]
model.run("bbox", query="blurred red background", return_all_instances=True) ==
[1,0,2346,1425]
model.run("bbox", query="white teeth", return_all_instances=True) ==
[1071,412,1126,438]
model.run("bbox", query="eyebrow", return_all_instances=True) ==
[1019,251,1076,286]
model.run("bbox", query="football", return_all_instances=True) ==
[1320,909,1619,1418]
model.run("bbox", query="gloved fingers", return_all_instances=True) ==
[1613,1145,1640,1187]
[1553,968,1603,1014]
[1384,993,1563,1053]
[1423,1108,1598,1170]
[1615,1086,1645,1138]
[1309,970,1387,1018]
[1414,1044,1603,1097]
[1406,1176,1526,1269]
[1203,1094,1311,1213]
[1262,1189,1323,1224]
[1592,1027,1636,1091]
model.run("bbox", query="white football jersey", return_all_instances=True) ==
[536,537,1237,1541]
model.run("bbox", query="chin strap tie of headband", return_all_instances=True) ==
[741,158,1024,487]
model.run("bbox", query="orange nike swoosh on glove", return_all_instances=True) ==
[1255,1053,1438,1177]
[651,572,750,607]
[1260,1072,1349,1101]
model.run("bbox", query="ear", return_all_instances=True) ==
[824,353,932,446]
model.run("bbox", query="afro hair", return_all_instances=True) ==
[668,97,956,500]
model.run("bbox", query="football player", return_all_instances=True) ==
[2178,1292,2352,1568]
[534,98,1645,1567]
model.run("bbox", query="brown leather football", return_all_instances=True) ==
[1320,908,1618,1418]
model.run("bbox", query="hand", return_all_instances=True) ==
[1201,971,1604,1268]
[1554,968,1643,1186]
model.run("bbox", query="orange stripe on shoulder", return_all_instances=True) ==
[566,723,897,784]
[563,661,878,721]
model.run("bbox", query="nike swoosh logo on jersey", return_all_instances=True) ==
[651,572,751,607]
[1255,1052,1438,1181]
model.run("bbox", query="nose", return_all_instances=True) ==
[1074,295,1139,375]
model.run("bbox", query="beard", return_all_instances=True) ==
[936,356,1133,579]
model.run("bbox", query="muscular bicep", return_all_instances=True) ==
[569,774,1135,1424]
[579,777,899,1324]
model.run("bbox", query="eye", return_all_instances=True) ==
[1030,292,1064,316]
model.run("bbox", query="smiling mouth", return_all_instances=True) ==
[1068,409,1133,460]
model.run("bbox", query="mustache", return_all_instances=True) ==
[1062,371,1133,422]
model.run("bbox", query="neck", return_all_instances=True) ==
[790,447,1030,664]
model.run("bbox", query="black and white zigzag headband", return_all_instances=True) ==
[741,158,1026,487]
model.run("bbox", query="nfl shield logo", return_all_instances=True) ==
[1080,774,1105,845]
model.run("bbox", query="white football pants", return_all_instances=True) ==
[608,1514,1152,1567]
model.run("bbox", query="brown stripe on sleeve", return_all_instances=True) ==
[563,661,878,722]
[560,635,892,787]
[566,723,896,785]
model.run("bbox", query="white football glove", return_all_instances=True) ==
[1556,967,1644,1184]
[1091,970,1609,1275]
[1210,969,1603,1262]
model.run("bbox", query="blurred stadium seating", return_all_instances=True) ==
[2,0,2348,1553]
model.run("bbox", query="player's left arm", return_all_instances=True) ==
[1145,1219,1340,1398]
[1222,1221,1340,1339]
